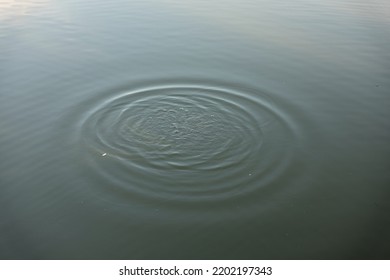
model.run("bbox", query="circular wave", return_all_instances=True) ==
[76,82,300,203]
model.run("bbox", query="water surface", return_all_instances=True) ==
[1,0,389,259]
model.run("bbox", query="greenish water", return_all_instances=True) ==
[1,0,389,259]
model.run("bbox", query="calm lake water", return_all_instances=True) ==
[1,0,389,259]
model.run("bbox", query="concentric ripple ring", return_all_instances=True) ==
[75,81,300,203]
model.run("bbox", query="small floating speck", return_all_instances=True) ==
[102,153,107,156]
[249,173,252,176]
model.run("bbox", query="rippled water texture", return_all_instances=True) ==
[75,82,299,204]
[1,0,389,259]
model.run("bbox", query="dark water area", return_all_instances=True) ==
[1,0,389,259]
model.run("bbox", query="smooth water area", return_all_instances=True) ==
[1,0,389,259]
